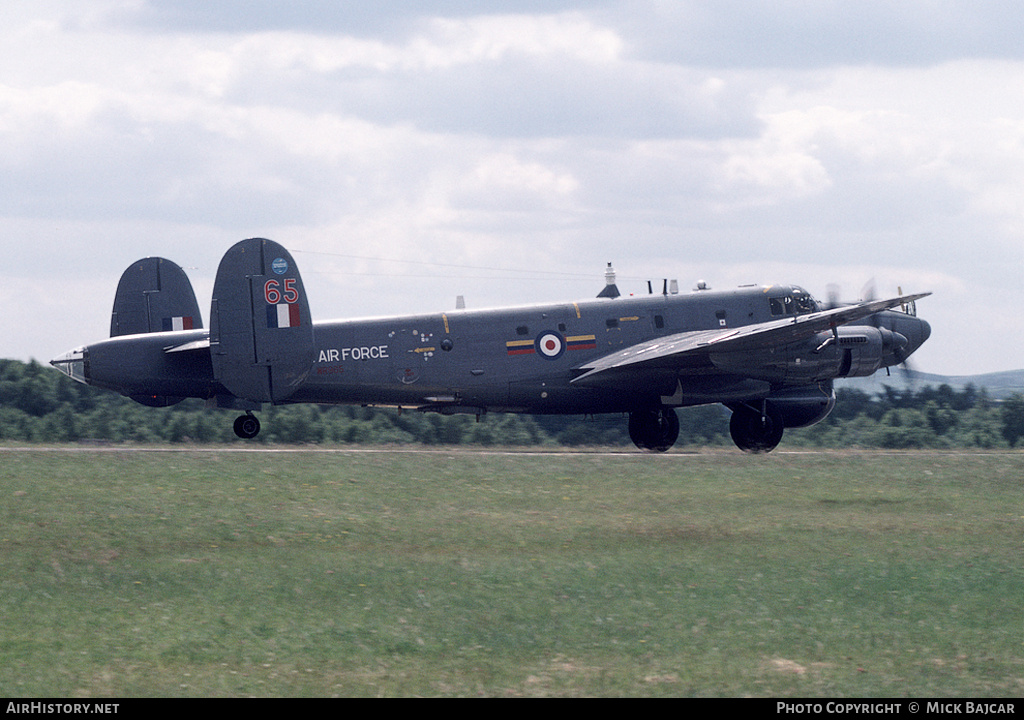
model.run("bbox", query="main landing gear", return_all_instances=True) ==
[628,408,680,452]
[728,403,784,454]
[233,412,261,439]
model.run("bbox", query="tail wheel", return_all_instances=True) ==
[729,404,783,453]
[628,408,680,452]
[233,413,261,439]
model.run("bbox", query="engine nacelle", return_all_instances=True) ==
[711,326,902,382]
[831,326,886,378]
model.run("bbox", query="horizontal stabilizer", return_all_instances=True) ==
[164,338,211,354]
[110,257,203,337]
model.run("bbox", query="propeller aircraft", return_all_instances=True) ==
[51,238,931,452]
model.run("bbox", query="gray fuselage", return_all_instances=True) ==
[76,283,929,417]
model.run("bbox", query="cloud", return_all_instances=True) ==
[610,0,1024,68]
[3,1,1024,376]
[124,0,600,37]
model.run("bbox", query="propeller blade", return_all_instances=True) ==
[826,283,841,310]
[860,278,877,303]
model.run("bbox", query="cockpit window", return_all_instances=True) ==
[769,287,818,317]
[793,288,818,314]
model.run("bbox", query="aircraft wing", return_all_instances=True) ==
[571,292,930,385]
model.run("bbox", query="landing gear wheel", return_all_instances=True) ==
[233,413,261,439]
[729,404,783,453]
[628,408,680,452]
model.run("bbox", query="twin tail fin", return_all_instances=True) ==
[110,257,202,337]
[110,239,315,405]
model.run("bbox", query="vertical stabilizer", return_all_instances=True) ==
[110,257,202,337]
[210,238,314,403]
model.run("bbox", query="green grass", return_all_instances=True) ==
[1,447,1022,696]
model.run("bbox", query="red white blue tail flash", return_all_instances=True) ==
[267,303,301,328]
[162,316,195,331]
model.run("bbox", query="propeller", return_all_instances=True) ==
[859,278,877,303]
[825,283,842,310]
[885,329,916,376]
[822,279,876,310]
[822,280,922,386]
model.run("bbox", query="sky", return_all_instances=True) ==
[3,0,1024,377]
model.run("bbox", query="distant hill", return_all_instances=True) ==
[839,369,1024,400]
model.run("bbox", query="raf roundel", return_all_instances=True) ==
[535,331,565,360]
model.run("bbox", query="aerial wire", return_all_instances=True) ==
[291,247,651,282]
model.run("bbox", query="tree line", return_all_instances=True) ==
[3,358,1024,449]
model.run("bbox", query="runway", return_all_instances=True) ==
[2,444,1020,457]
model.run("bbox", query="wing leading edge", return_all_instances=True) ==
[571,292,931,386]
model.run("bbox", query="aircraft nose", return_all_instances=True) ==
[900,317,931,358]
[911,317,930,352]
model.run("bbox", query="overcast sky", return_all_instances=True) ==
[4,0,1024,376]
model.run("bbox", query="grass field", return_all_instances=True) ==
[1,446,1022,697]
